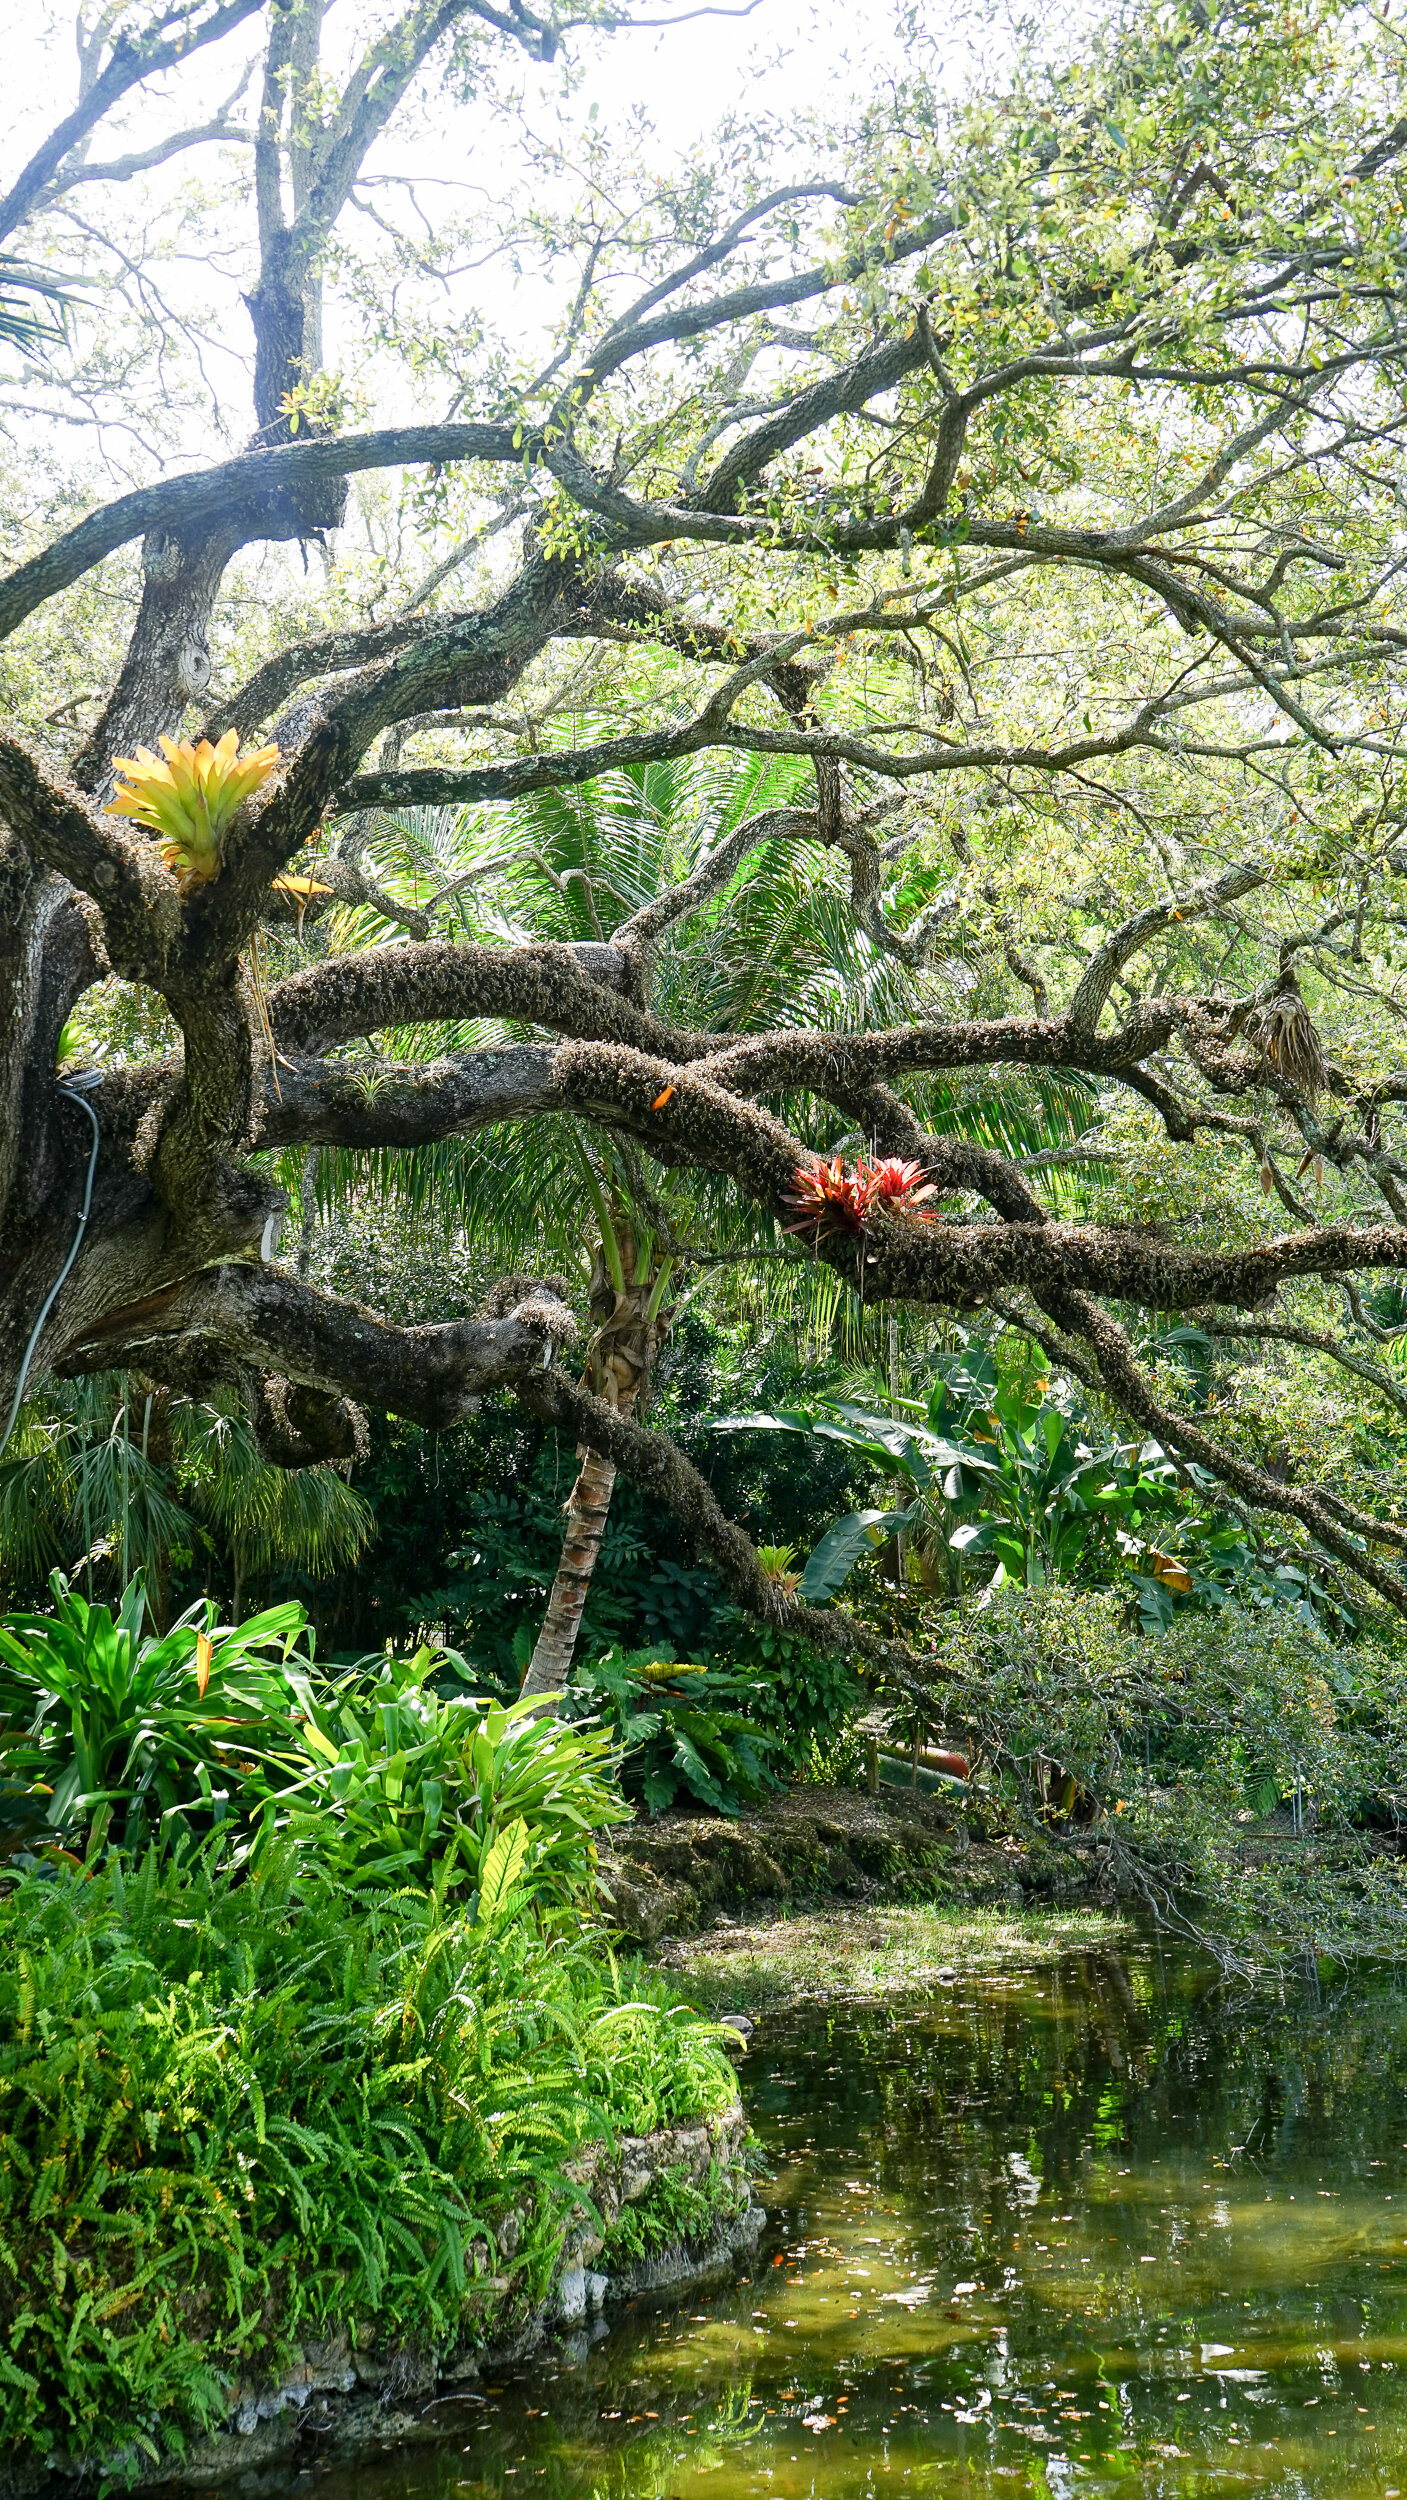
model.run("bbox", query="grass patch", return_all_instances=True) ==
[662,1901,1131,2013]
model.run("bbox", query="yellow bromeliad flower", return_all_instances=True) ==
[111,730,281,890]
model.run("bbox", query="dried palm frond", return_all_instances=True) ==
[1247,973,1327,1101]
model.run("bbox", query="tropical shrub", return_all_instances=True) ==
[270,1646,630,1901]
[355,1418,721,1672]
[707,1608,865,1776]
[0,1842,736,2471]
[932,1585,1364,1812]
[0,1574,309,1855]
[563,1646,782,1817]
[293,1315,866,1662]
[0,1372,373,1619]
[0,1582,630,1911]
[928,1586,1407,1958]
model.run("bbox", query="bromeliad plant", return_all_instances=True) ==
[111,732,282,890]
[780,1154,940,1240]
[0,1572,309,1854]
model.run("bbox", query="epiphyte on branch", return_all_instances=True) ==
[780,1154,940,1239]
[111,730,281,891]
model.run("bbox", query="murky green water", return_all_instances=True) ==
[293,1941,1407,2498]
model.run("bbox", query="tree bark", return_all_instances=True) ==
[519,1445,622,1697]
[71,523,241,792]
[520,1227,665,1701]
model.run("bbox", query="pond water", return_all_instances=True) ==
[295,1939,1407,2498]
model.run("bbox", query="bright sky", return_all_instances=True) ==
[2,0,997,484]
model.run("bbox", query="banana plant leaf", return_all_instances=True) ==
[714,1404,1003,1497]
[799,1507,919,1602]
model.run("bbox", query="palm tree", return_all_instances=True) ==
[518,1144,674,1695]
[0,1374,373,1623]
[312,752,841,1697]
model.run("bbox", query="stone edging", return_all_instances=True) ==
[18,2103,761,2496]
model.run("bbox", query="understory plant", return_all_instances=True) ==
[722,1344,1338,1628]
[269,1643,630,1898]
[0,1372,373,1620]
[0,1840,737,2471]
[0,1573,309,1854]
[705,1609,866,1776]
[0,1580,631,1904]
[562,1645,782,1816]
[599,2156,751,2264]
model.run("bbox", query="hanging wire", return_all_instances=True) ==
[0,1073,104,1462]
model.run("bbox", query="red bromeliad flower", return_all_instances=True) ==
[780,1153,939,1237]
[867,1156,940,1216]
[781,1153,871,1235]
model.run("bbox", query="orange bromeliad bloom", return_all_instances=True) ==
[780,1153,939,1238]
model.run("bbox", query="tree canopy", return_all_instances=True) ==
[6,0,1407,1647]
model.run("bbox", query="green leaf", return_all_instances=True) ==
[476,1818,529,1923]
[799,1508,917,1602]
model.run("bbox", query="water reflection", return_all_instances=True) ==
[288,1943,1407,2497]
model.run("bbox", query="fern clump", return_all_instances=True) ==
[0,1842,735,2475]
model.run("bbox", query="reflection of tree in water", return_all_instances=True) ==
[421,2368,767,2500]
[1133,1960,1407,2174]
[764,1947,1407,2269]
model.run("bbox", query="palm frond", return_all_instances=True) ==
[0,254,80,357]
[308,749,1105,1348]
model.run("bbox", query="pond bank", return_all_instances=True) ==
[658,1898,1131,2013]
[601,1777,1112,1946]
[3,2107,761,2498]
[0,1847,749,2500]
[6,1790,1116,2497]
[269,1939,1407,2500]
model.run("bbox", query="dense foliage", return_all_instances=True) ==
[0,1575,735,2472]
[0,1841,734,2469]
[722,1337,1355,1632]
[0,1576,308,1856]
[0,1575,630,1888]
[0,1374,372,1619]
[930,1585,1407,1965]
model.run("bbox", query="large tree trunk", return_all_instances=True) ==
[69,0,346,790]
[70,523,241,791]
[519,1232,665,1702]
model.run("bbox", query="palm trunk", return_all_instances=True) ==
[519,1447,620,1697]
[519,1217,667,1706]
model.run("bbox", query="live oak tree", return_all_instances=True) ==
[6,0,1407,1667]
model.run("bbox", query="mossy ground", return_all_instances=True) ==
[657,1899,1129,2013]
